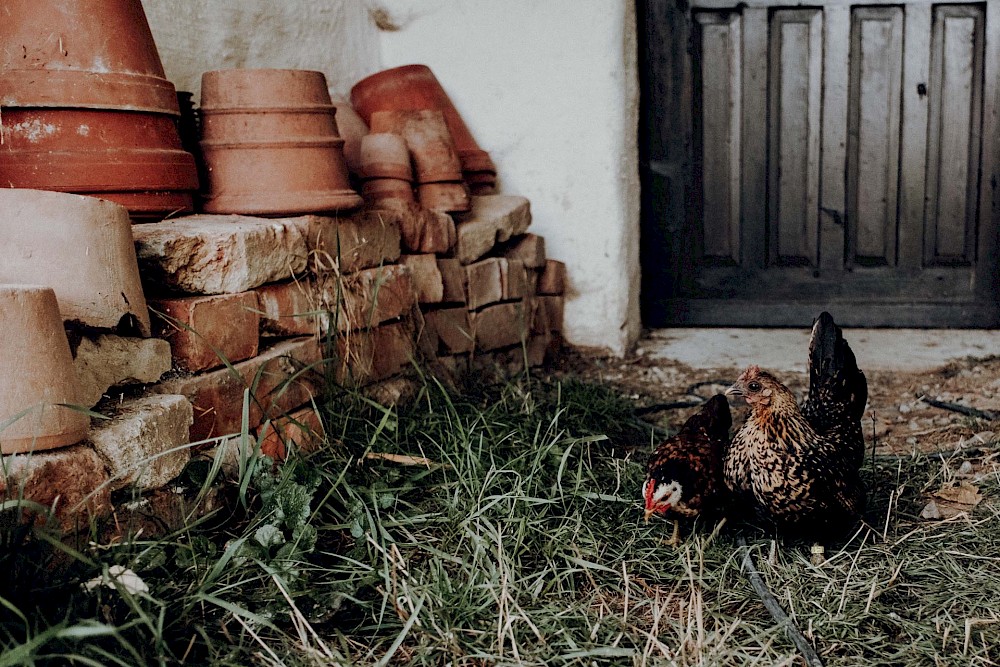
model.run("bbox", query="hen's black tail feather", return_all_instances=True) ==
[683,394,732,443]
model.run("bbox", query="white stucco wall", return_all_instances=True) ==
[141,0,641,355]
[142,0,380,100]
[378,0,642,355]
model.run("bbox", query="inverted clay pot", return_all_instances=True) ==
[350,64,496,176]
[359,133,413,180]
[0,108,198,216]
[0,0,179,115]
[369,110,463,184]
[417,182,471,213]
[332,97,370,175]
[0,189,151,335]
[199,69,361,215]
[0,285,90,454]
[362,177,416,204]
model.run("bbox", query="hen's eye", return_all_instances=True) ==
[747,381,762,392]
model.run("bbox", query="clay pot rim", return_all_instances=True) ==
[201,189,362,215]
[200,104,337,114]
[350,64,434,100]
[200,138,346,149]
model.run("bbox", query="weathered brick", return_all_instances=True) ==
[504,233,546,269]
[329,264,416,332]
[89,394,193,491]
[526,331,552,367]
[470,301,528,351]
[153,337,323,441]
[151,292,260,372]
[538,296,565,333]
[73,334,172,407]
[454,195,531,264]
[256,280,323,337]
[334,321,415,385]
[501,259,528,300]
[422,307,475,354]
[375,200,456,254]
[465,258,504,310]
[0,444,111,531]
[364,377,420,407]
[133,215,308,294]
[538,259,566,295]
[398,254,444,304]
[297,211,401,275]
[257,406,326,461]
[437,257,467,304]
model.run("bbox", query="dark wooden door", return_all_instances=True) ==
[639,0,1000,327]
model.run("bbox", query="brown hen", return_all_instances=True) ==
[642,394,731,541]
[723,312,867,535]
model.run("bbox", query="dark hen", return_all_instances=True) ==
[722,312,867,535]
[642,394,731,541]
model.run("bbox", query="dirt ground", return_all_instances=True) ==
[553,335,1000,456]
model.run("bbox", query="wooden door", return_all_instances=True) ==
[639,0,1000,327]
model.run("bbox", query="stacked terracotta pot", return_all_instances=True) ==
[0,0,199,218]
[198,69,362,216]
[358,133,416,204]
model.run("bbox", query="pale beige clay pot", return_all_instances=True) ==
[369,110,464,184]
[0,189,151,335]
[0,285,90,454]
[358,133,413,180]
[199,69,361,215]
[362,178,416,204]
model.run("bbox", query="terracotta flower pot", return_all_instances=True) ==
[0,0,179,115]
[0,285,90,454]
[332,98,370,175]
[199,69,361,215]
[417,182,471,213]
[465,170,498,195]
[362,178,416,204]
[0,108,198,217]
[350,64,496,176]
[0,189,151,335]
[369,110,463,184]
[359,133,413,180]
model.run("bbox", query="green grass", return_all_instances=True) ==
[1,372,998,665]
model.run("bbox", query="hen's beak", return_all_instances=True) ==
[724,382,742,397]
[643,508,655,522]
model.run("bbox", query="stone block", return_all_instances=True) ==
[151,292,261,372]
[454,195,531,264]
[422,307,475,354]
[256,280,322,337]
[298,211,401,275]
[538,259,566,295]
[538,295,565,333]
[503,233,546,269]
[330,263,416,332]
[0,444,111,531]
[133,215,308,294]
[470,301,528,351]
[257,405,326,461]
[374,200,456,254]
[154,337,323,441]
[501,259,528,300]
[73,334,172,407]
[398,254,444,304]
[465,258,504,310]
[89,394,193,492]
[334,321,415,385]
[437,257,467,304]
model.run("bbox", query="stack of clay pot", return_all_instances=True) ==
[199,69,362,216]
[357,133,416,204]
[351,64,497,199]
[0,0,199,218]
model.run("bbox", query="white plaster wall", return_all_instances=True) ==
[141,0,381,100]
[377,0,641,356]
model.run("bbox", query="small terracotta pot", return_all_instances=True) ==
[417,182,471,213]
[199,69,361,215]
[0,285,90,454]
[359,133,412,180]
[0,189,151,335]
[332,98,370,175]
[0,0,179,115]
[0,108,198,217]
[362,178,416,204]
[369,110,463,184]
[350,64,496,176]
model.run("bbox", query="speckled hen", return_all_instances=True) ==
[723,312,868,535]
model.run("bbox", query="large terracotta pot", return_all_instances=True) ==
[199,69,362,215]
[0,285,90,454]
[350,65,496,177]
[0,108,198,216]
[369,110,463,184]
[0,0,179,115]
[0,189,151,335]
